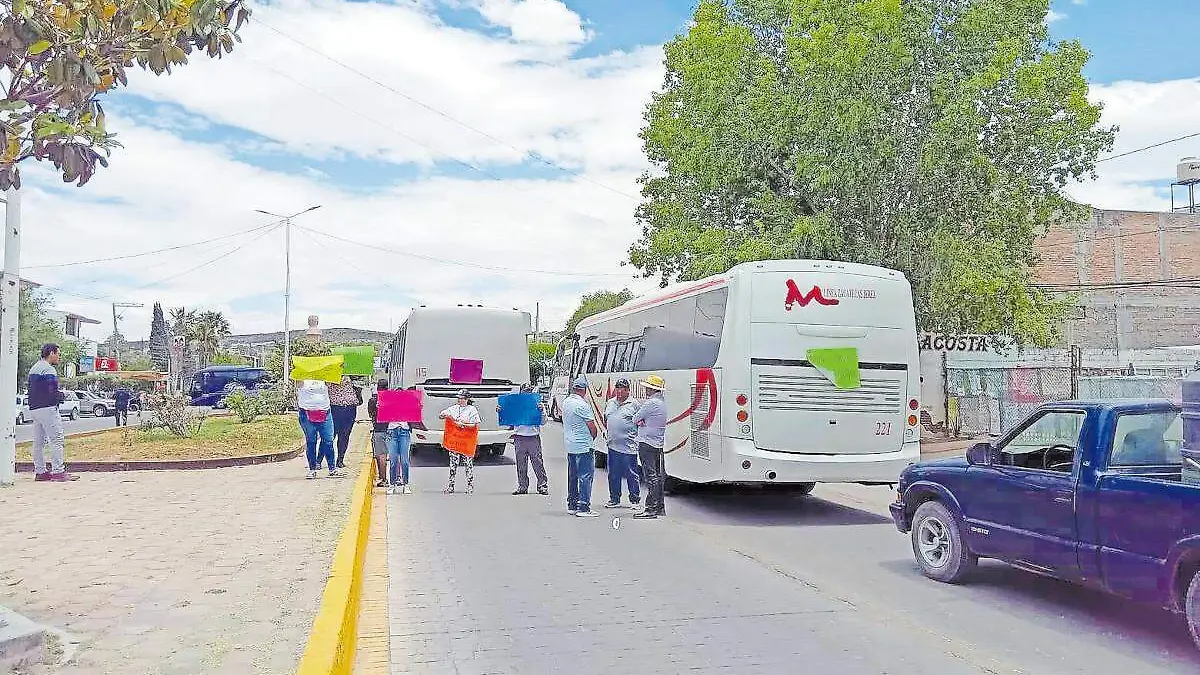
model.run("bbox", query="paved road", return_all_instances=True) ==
[15,413,125,443]
[386,426,1200,674]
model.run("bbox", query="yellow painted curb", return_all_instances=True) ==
[297,445,376,675]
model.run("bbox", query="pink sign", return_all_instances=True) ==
[377,389,423,423]
[449,358,484,385]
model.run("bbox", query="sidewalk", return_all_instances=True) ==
[0,433,366,674]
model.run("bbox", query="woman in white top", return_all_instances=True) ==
[297,380,344,479]
[439,389,481,494]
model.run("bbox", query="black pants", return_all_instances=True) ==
[114,407,128,427]
[638,442,666,514]
[331,404,357,466]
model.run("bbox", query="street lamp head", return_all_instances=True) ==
[302,205,321,214]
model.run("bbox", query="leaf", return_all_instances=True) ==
[28,40,52,55]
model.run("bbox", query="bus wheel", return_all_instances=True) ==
[550,401,561,423]
[489,444,506,459]
[664,475,689,495]
[796,482,816,496]
[594,451,607,470]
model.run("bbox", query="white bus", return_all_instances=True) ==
[560,260,920,488]
[387,306,533,458]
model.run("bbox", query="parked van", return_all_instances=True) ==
[189,366,269,407]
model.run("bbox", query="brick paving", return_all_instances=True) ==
[0,431,367,675]
[385,452,988,675]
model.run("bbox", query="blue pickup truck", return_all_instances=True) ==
[890,399,1200,650]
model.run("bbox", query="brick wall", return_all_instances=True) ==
[1031,208,1200,348]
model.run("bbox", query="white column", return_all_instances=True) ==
[0,188,22,486]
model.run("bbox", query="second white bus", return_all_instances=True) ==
[387,306,533,458]
[556,259,920,487]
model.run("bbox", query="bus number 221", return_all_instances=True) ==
[874,422,893,436]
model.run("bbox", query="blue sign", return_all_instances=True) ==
[78,356,95,374]
[498,393,543,427]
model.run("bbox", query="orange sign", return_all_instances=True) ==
[443,418,479,458]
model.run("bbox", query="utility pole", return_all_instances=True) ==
[254,206,321,379]
[534,302,540,342]
[1,188,21,486]
[110,302,143,361]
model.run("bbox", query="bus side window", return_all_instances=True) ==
[612,342,629,372]
[600,344,614,373]
[584,347,599,374]
[628,340,643,371]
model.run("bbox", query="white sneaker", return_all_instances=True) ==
[329,469,347,478]
[306,470,318,480]
[403,485,412,495]
[575,510,599,518]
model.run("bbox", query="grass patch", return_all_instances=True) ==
[17,415,304,462]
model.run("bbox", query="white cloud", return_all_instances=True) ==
[1068,78,1200,211]
[473,0,589,44]
[4,0,664,342]
[1047,10,1067,22]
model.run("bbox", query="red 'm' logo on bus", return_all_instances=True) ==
[785,280,839,310]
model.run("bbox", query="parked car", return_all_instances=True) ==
[58,390,80,420]
[75,390,116,417]
[15,395,28,425]
[890,399,1200,650]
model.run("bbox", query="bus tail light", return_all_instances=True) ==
[908,398,919,411]
[907,415,918,427]
[734,391,751,435]
[736,410,748,422]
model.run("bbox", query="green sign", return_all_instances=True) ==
[331,345,376,377]
[807,347,861,390]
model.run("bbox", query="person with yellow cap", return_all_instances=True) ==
[633,374,668,519]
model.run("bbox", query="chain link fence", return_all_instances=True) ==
[946,358,1189,437]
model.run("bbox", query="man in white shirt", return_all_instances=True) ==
[633,374,668,518]
[507,383,549,496]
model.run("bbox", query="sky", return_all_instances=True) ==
[8,0,1200,345]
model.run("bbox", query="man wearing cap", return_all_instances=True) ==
[633,374,668,519]
[562,375,600,517]
[602,378,641,509]
[508,383,549,496]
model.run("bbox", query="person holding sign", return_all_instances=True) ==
[501,384,549,496]
[297,380,343,479]
[440,389,481,494]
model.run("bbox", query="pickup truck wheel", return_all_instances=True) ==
[1184,571,1200,651]
[911,501,977,584]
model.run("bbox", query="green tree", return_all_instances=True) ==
[565,289,633,335]
[632,0,1114,347]
[17,287,69,380]
[0,0,251,189]
[120,351,153,371]
[528,341,557,385]
[149,302,170,371]
[192,310,230,367]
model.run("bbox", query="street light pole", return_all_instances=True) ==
[1,188,21,486]
[255,206,321,380]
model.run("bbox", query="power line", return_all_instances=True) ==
[23,222,280,269]
[1097,131,1200,163]
[1035,277,1200,291]
[254,18,639,202]
[297,222,628,277]
[1037,219,1200,250]
[247,57,632,226]
[33,224,282,304]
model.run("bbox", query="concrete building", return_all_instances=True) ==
[1031,207,1200,349]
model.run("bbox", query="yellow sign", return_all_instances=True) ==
[290,355,344,383]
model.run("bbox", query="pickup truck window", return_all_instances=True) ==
[1109,411,1183,467]
[998,410,1085,473]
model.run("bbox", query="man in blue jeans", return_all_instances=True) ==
[602,378,641,508]
[562,376,599,517]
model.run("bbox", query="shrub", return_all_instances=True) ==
[140,392,206,438]
[223,387,261,423]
